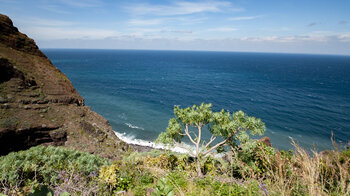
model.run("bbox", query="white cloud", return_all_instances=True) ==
[176,17,208,25]
[126,28,164,33]
[23,26,118,40]
[122,28,193,39]
[38,4,72,14]
[58,0,101,8]
[338,33,350,42]
[206,27,238,32]
[21,18,76,27]
[127,16,208,27]
[229,15,263,21]
[125,1,239,16]
[37,0,101,14]
[38,35,350,55]
[240,35,331,43]
[0,0,20,5]
[169,30,192,34]
[128,19,163,26]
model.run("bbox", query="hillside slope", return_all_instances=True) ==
[0,14,127,158]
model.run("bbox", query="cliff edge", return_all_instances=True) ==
[0,14,127,158]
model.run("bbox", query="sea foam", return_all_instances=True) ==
[114,131,194,154]
[125,123,144,130]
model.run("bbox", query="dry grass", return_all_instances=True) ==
[256,138,350,196]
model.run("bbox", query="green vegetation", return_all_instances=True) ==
[0,145,109,195]
[156,103,265,176]
[1,103,349,195]
[1,143,349,195]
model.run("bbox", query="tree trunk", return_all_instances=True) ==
[196,157,203,177]
[196,125,203,177]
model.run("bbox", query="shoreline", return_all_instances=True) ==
[114,131,193,154]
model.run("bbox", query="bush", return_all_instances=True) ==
[99,160,157,195]
[0,145,109,194]
[131,172,155,196]
[166,171,188,190]
[156,103,266,177]
[191,177,261,196]
[229,140,276,178]
[152,178,175,196]
[99,162,133,192]
[143,153,179,170]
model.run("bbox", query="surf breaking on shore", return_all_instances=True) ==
[113,131,193,154]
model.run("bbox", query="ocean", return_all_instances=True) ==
[43,49,350,151]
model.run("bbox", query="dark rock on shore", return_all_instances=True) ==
[128,143,158,153]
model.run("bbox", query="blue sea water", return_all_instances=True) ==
[43,49,350,151]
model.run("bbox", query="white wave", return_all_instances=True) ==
[114,131,194,154]
[125,123,144,130]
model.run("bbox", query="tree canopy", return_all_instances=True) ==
[156,103,266,176]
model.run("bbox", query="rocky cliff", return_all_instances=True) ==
[0,14,127,158]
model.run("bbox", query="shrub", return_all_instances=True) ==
[166,171,188,191]
[156,103,266,177]
[99,160,157,195]
[99,164,120,186]
[143,153,179,170]
[0,145,109,195]
[98,162,134,192]
[131,172,155,196]
[152,178,175,196]
[230,140,276,178]
[191,177,261,196]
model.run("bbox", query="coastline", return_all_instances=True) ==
[114,131,193,154]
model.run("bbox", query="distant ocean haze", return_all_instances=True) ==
[43,49,350,151]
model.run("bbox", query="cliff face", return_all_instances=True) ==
[0,14,46,58]
[0,14,127,158]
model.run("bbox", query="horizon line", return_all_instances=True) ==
[40,48,350,57]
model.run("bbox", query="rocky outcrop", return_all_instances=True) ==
[0,14,45,57]
[0,14,127,158]
[259,136,272,147]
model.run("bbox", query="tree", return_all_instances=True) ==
[155,103,266,177]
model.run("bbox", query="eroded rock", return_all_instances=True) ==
[0,13,127,158]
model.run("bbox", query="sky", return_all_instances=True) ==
[1,0,350,55]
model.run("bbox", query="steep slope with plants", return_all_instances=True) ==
[1,13,349,196]
[0,14,127,158]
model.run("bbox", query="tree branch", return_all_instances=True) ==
[196,125,202,156]
[205,135,217,149]
[202,138,228,156]
[202,129,239,156]
[184,124,197,145]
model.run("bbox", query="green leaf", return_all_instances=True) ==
[59,192,70,196]
[28,186,53,196]
[167,190,175,196]
[155,102,266,173]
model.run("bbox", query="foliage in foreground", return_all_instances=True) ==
[0,103,349,195]
[156,103,265,176]
[1,142,349,195]
[0,145,109,195]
